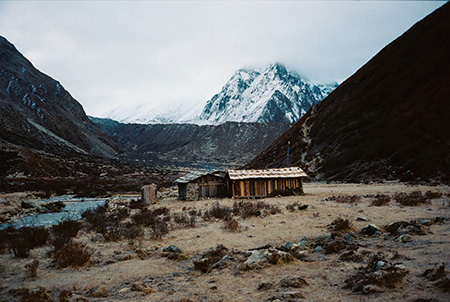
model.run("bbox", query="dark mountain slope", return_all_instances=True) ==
[0,36,120,158]
[91,117,291,169]
[246,3,450,183]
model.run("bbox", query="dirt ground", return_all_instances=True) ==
[1,182,449,302]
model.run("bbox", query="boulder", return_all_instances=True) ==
[361,224,382,236]
[163,245,182,253]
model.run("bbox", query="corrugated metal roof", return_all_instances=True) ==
[174,170,225,184]
[227,167,307,180]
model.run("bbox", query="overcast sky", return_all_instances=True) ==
[0,1,445,117]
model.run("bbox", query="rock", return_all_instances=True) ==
[313,233,333,246]
[131,283,154,295]
[344,234,353,241]
[361,224,382,236]
[348,232,357,238]
[384,221,405,234]
[258,282,274,291]
[356,217,368,221]
[163,245,182,253]
[21,200,40,210]
[118,288,130,294]
[244,249,270,265]
[279,276,308,288]
[395,234,412,243]
[285,241,297,250]
[374,261,390,271]
[267,249,295,264]
[292,250,309,260]
[419,219,433,226]
[297,237,309,248]
[42,201,65,212]
[362,284,384,294]
[313,246,324,253]
[141,184,158,204]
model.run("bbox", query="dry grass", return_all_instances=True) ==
[52,240,95,268]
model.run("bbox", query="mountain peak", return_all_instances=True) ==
[198,64,336,124]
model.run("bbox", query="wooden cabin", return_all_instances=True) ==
[226,167,307,198]
[174,171,227,201]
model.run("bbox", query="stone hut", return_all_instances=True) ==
[174,170,227,201]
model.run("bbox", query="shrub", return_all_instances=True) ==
[25,259,39,279]
[8,227,49,258]
[370,194,390,206]
[425,191,443,200]
[82,206,108,232]
[0,229,7,253]
[394,191,429,206]
[10,287,53,302]
[335,195,361,204]
[240,203,261,218]
[205,202,232,220]
[53,240,94,268]
[129,200,146,209]
[232,201,281,218]
[328,217,352,233]
[223,218,241,232]
[52,220,81,249]
[59,289,72,302]
[151,218,169,239]
[173,212,196,228]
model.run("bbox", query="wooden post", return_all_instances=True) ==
[141,183,158,204]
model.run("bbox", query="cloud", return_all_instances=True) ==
[0,1,444,116]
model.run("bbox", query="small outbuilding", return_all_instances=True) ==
[226,167,307,198]
[174,170,227,201]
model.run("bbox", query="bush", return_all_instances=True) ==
[232,201,281,218]
[8,227,49,258]
[223,218,241,232]
[371,194,390,206]
[328,217,352,233]
[425,191,443,200]
[52,220,81,249]
[394,191,430,206]
[53,240,94,268]
[10,287,53,302]
[335,195,361,204]
[205,202,232,220]
[151,218,169,239]
[82,206,108,232]
[173,212,196,228]
[0,229,7,253]
[25,259,39,279]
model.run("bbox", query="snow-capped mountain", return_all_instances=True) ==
[103,63,337,125]
[104,99,203,124]
[199,63,337,124]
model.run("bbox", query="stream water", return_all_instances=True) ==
[0,196,107,229]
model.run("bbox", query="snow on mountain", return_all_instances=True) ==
[199,63,338,124]
[104,98,204,124]
[103,63,337,125]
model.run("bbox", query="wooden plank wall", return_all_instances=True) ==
[231,178,302,198]
[196,175,227,198]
